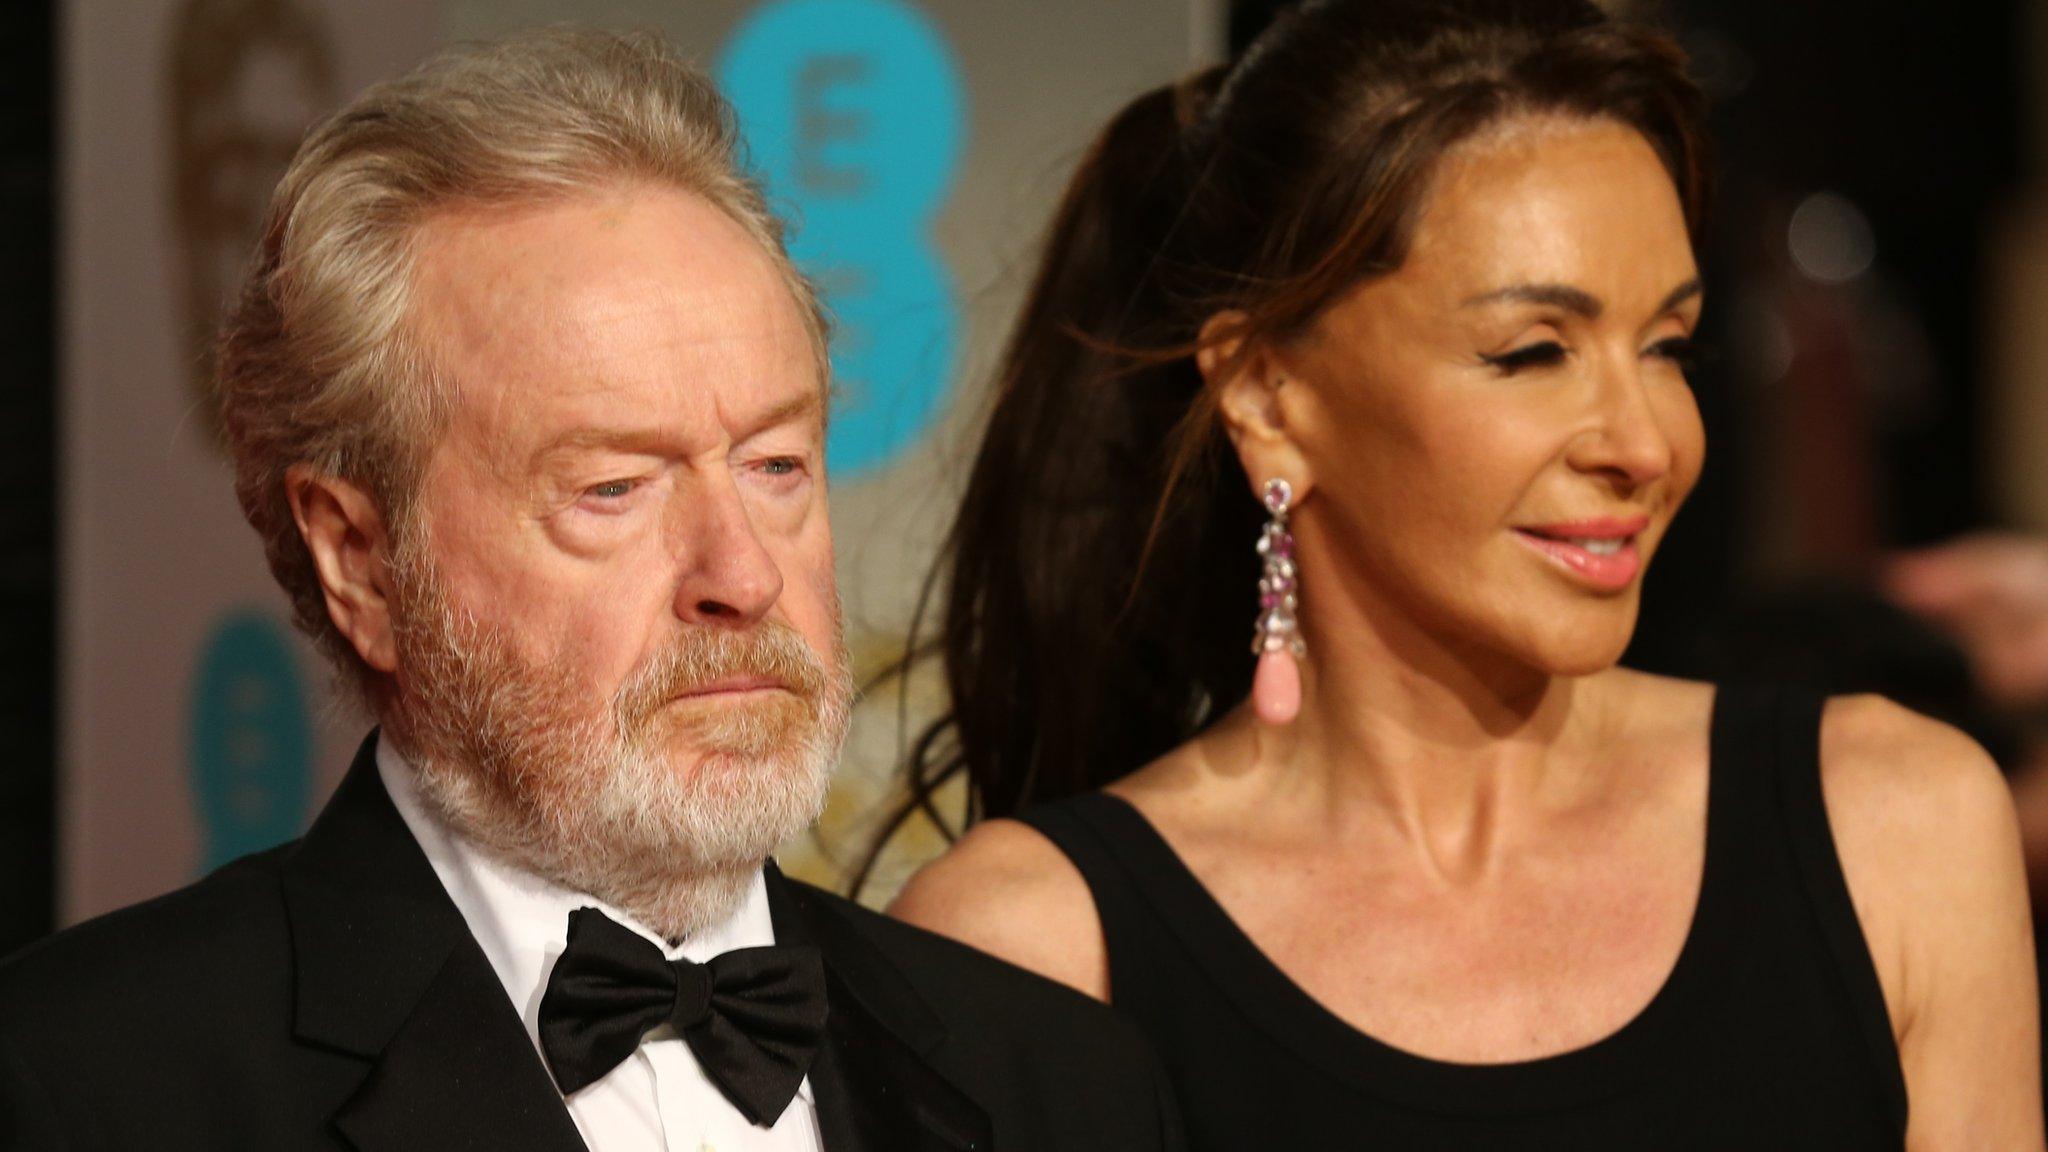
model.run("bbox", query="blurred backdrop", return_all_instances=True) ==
[3,0,2045,961]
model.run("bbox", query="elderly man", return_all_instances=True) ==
[0,30,1180,1152]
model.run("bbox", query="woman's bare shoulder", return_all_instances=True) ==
[1817,695,2023,1020]
[1819,693,2019,905]
[887,816,1110,1000]
[1816,693,2039,1145]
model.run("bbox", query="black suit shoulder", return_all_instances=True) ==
[0,845,325,1149]
[0,844,297,1030]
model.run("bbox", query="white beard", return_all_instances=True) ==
[381,543,854,940]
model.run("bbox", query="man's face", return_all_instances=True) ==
[384,183,848,918]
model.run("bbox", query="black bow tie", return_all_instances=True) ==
[537,906,830,1126]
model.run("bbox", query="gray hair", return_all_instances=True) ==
[216,27,827,697]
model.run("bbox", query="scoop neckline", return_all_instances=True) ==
[1090,684,1733,1118]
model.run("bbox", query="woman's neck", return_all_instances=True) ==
[1210,574,1624,878]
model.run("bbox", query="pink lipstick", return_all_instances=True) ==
[1511,516,1650,592]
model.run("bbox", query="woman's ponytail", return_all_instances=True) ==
[857,64,1259,882]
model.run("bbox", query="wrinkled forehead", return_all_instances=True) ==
[407,186,828,450]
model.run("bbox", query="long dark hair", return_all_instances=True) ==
[856,0,1710,892]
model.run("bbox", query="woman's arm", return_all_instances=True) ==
[1823,694,2045,1150]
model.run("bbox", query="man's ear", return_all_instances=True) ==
[285,465,400,674]
[1198,311,1314,505]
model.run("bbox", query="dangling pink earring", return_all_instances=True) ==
[1252,478,1304,725]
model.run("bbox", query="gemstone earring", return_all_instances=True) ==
[1251,478,1304,725]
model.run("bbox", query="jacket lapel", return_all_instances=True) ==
[329,943,588,1152]
[767,866,992,1152]
[281,734,588,1152]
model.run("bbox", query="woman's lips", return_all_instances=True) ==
[1511,516,1651,592]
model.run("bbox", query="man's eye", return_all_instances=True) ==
[760,457,801,476]
[1478,341,1568,375]
[587,479,636,499]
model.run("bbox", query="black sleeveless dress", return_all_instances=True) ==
[1015,684,1908,1149]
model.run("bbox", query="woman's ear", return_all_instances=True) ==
[1198,311,1313,504]
[284,464,401,674]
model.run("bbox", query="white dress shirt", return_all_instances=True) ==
[377,737,825,1152]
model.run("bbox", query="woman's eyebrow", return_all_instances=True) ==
[1656,277,1705,313]
[1459,276,1703,317]
[1460,282,1603,317]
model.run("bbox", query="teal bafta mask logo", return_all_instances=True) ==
[188,610,312,869]
[719,0,966,479]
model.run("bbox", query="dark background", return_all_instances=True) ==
[2,0,56,957]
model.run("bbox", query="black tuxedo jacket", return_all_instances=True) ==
[0,737,1183,1151]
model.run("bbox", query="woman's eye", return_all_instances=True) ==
[1647,335,1702,370]
[1479,341,1568,374]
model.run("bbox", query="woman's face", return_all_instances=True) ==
[1274,116,1703,676]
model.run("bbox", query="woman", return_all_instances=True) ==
[885,0,2043,1146]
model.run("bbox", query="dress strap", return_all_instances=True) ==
[1012,795,1161,1014]
[1766,686,1911,1130]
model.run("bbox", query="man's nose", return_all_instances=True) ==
[667,478,783,627]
